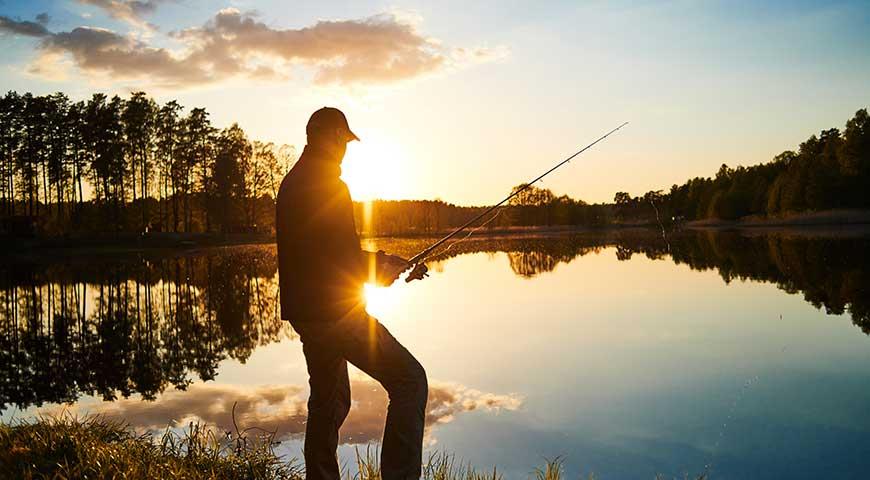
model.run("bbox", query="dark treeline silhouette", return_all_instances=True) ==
[352,187,611,237]
[0,90,294,236]
[0,245,291,410]
[1,231,868,410]
[356,108,870,235]
[1,89,866,240]
[614,108,870,223]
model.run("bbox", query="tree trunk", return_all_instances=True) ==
[142,152,148,229]
[42,160,48,216]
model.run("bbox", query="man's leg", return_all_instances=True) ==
[337,314,428,480]
[300,329,352,480]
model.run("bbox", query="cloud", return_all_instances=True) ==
[37,27,210,85]
[0,15,52,37]
[77,0,167,29]
[48,378,521,445]
[167,8,473,86]
[3,8,506,88]
[35,13,50,25]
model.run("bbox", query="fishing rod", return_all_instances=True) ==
[403,121,629,282]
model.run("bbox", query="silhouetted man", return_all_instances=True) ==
[276,107,428,480]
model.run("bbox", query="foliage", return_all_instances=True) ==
[1,89,866,237]
[0,90,294,235]
[663,109,870,222]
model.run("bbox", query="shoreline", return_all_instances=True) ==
[3,210,870,260]
[685,208,870,228]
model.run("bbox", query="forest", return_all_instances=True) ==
[613,108,870,223]
[0,88,866,239]
[362,108,870,234]
[0,90,294,236]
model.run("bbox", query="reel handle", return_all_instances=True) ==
[405,263,429,282]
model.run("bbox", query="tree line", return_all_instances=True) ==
[615,108,870,223]
[0,90,294,235]
[1,90,866,239]
[352,186,612,236]
[355,108,869,235]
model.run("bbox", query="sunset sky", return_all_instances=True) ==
[1,0,868,204]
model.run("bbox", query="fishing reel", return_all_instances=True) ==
[405,263,429,282]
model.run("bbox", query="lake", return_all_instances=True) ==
[2,229,870,479]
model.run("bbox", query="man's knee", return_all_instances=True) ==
[414,363,428,408]
[388,360,427,409]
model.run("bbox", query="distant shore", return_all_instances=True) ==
[685,208,870,229]
[3,209,870,261]
[2,232,275,263]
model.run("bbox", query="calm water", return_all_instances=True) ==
[2,230,870,479]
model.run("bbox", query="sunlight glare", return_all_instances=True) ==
[341,134,409,201]
[363,283,401,318]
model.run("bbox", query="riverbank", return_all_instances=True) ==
[1,416,704,480]
[686,208,870,228]
[4,209,870,260]
[1,231,275,263]
[0,226,613,261]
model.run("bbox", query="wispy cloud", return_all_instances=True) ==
[0,8,507,88]
[48,378,522,444]
[76,0,168,29]
[0,15,52,37]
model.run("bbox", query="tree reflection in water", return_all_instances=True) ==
[374,230,870,331]
[2,231,869,412]
[0,245,291,410]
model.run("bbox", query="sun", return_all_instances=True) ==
[341,134,408,201]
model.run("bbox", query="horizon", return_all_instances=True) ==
[1,1,868,204]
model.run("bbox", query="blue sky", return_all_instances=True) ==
[1,0,868,203]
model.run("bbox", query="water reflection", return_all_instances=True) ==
[47,379,521,445]
[2,230,869,414]
[373,230,870,332]
[0,246,291,410]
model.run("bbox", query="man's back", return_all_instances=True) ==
[275,145,366,324]
[278,108,427,480]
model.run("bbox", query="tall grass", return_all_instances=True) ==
[0,414,302,480]
[353,446,505,480]
[1,415,708,479]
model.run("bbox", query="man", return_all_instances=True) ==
[276,107,428,480]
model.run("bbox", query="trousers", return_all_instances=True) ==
[293,311,428,480]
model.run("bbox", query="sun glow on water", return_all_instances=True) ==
[363,283,401,318]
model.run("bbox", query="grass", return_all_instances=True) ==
[1,415,706,480]
[0,414,301,480]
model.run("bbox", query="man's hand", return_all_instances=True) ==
[405,263,429,282]
[375,251,410,286]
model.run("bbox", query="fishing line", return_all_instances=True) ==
[702,374,761,478]
[701,313,792,478]
[648,197,671,253]
[405,122,630,278]
[437,209,503,258]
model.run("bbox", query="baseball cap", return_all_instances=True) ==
[306,107,359,142]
